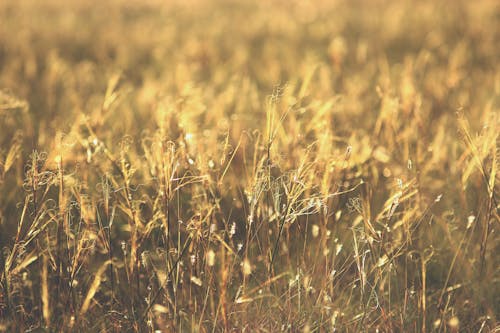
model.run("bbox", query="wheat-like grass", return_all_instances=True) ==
[0,0,498,331]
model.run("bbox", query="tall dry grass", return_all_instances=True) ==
[0,0,498,331]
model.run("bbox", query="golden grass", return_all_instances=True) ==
[0,0,498,331]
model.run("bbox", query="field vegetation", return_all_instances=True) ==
[0,0,498,331]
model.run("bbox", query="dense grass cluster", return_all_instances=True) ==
[0,0,499,331]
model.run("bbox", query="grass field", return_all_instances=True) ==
[0,0,499,331]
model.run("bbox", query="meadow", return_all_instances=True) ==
[0,0,498,331]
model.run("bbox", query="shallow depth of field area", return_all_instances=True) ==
[0,0,499,331]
